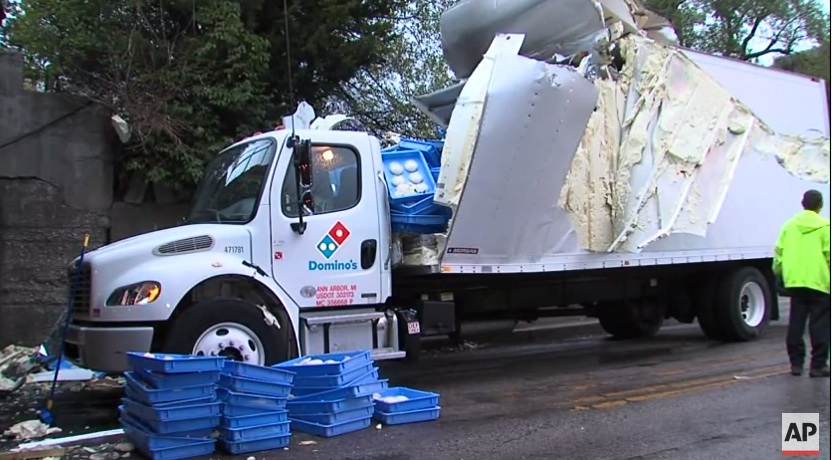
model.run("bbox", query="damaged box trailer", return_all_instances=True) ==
[62,0,830,372]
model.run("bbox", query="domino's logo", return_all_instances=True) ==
[315,221,351,259]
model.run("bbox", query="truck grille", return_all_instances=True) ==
[68,261,92,316]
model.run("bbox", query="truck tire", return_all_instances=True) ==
[712,267,772,342]
[163,298,288,366]
[695,277,726,340]
[597,301,663,339]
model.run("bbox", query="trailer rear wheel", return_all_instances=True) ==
[713,267,771,341]
[164,298,287,365]
[597,301,663,339]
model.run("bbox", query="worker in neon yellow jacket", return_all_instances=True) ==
[773,189,831,378]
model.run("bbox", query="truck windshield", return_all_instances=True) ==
[185,138,277,224]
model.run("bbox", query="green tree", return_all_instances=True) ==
[326,0,457,139]
[643,0,829,61]
[2,0,404,192]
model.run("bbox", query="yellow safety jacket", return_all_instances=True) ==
[773,210,831,295]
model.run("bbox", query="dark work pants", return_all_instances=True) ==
[786,288,831,369]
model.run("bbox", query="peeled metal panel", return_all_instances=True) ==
[440,0,607,79]
[411,81,466,127]
[442,55,599,265]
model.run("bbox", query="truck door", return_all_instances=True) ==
[269,134,384,308]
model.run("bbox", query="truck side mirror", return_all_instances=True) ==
[290,137,312,235]
[295,139,312,188]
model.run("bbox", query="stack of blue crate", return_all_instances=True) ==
[382,138,453,234]
[216,361,296,455]
[277,350,388,437]
[119,352,225,460]
[373,387,442,426]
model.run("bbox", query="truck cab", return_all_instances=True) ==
[65,128,415,373]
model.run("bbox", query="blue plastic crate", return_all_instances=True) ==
[374,406,441,425]
[220,434,291,455]
[222,403,273,417]
[223,361,295,385]
[120,412,214,439]
[120,415,213,450]
[291,368,380,397]
[135,368,221,390]
[390,214,450,231]
[126,352,226,374]
[290,416,371,438]
[381,150,437,205]
[124,372,215,405]
[373,387,441,413]
[286,395,373,416]
[221,409,288,429]
[217,388,287,411]
[274,350,372,377]
[292,362,374,388]
[390,196,436,216]
[122,397,221,422]
[397,138,442,167]
[430,167,441,181]
[391,222,450,234]
[218,374,292,398]
[133,440,216,460]
[291,402,374,426]
[119,406,220,435]
[219,421,290,442]
[291,377,388,402]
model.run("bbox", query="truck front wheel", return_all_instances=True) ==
[596,301,663,339]
[163,298,288,366]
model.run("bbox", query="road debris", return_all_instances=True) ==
[13,429,124,452]
[298,440,317,446]
[0,446,69,460]
[2,421,61,441]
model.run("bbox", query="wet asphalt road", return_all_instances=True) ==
[2,314,830,460]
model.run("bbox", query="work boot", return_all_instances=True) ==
[790,365,803,376]
[809,367,830,378]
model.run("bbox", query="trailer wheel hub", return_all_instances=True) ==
[738,281,765,327]
[192,322,265,366]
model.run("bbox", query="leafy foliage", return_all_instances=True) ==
[2,0,404,192]
[325,0,457,139]
[643,0,829,61]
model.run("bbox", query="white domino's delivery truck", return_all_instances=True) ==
[63,0,830,372]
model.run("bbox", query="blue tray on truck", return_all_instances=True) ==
[218,374,292,398]
[135,368,221,390]
[290,416,371,438]
[291,368,380,397]
[217,388,287,410]
[372,387,440,413]
[374,406,441,425]
[274,350,372,377]
[124,372,215,406]
[291,402,374,426]
[286,395,373,415]
[380,150,437,205]
[122,397,221,422]
[126,352,226,374]
[220,434,291,455]
[292,362,374,388]
[223,361,295,384]
[119,406,220,435]
[221,410,288,429]
[219,420,290,442]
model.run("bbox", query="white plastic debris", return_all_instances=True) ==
[375,423,382,430]
[29,368,96,383]
[3,420,62,441]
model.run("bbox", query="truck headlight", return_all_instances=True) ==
[106,282,161,306]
